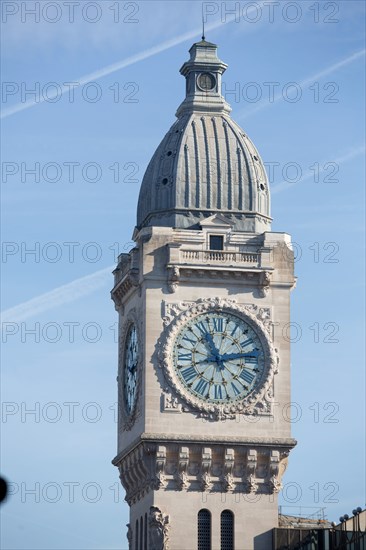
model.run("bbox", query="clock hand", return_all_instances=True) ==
[217,360,225,371]
[195,355,225,370]
[195,356,218,364]
[220,350,260,361]
[204,332,221,357]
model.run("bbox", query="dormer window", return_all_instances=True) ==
[209,235,224,251]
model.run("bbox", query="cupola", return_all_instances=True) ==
[136,40,271,233]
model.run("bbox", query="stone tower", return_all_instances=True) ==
[112,39,296,550]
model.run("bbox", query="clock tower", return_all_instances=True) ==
[112,39,296,550]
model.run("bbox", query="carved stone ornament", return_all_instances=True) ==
[201,472,212,492]
[162,299,272,335]
[223,473,234,492]
[167,266,180,293]
[112,268,140,309]
[148,506,170,550]
[162,301,195,327]
[158,297,278,420]
[267,450,284,493]
[269,475,283,493]
[154,446,168,489]
[115,440,295,503]
[222,448,235,491]
[259,271,272,298]
[162,388,183,413]
[176,470,189,490]
[155,471,167,489]
[118,309,143,431]
[246,474,259,494]
[175,446,190,490]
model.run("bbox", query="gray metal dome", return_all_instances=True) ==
[136,41,271,233]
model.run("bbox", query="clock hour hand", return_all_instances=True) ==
[204,332,221,358]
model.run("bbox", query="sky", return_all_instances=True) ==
[1,1,365,549]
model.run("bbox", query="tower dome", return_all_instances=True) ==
[137,40,271,233]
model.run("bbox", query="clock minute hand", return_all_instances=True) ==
[221,350,260,361]
[195,355,218,364]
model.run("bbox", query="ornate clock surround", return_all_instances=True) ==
[158,297,279,419]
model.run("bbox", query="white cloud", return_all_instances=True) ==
[238,48,366,120]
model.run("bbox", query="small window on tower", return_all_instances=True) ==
[198,509,211,550]
[209,235,224,251]
[221,510,234,550]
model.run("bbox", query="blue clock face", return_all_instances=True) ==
[123,324,139,414]
[173,311,265,404]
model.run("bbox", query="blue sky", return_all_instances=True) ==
[1,1,365,548]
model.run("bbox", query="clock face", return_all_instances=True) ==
[123,324,139,414]
[197,72,216,91]
[173,311,265,404]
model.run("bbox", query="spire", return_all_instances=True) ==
[202,15,205,41]
[176,40,231,117]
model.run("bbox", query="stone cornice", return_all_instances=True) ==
[112,433,297,466]
[141,433,297,447]
[111,269,140,308]
[113,436,297,505]
[141,207,272,224]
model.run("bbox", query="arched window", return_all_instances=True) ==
[221,510,234,550]
[144,513,147,550]
[135,519,139,550]
[198,509,211,550]
[140,515,143,550]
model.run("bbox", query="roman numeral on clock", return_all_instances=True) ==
[240,338,253,347]
[196,321,209,335]
[182,335,196,345]
[213,318,224,332]
[239,369,255,384]
[178,352,192,362]
[195,378,208,396]
[181,366,197,383]
[214,384,224,399]
[231,381,241,396]
[230,324,239,336]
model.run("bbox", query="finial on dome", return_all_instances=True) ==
[202,15,205,40]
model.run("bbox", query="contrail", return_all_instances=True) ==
[2,4,362,318]
[272,144,365,194]
[2,144,363,321]
[239,48,366,119]
[1,265,114,323]
[1,157,363,325]
[0,2,266,119]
